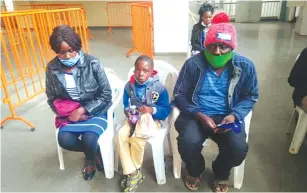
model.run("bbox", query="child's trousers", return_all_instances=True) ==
[116,114,160,175]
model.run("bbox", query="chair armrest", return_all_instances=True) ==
[169,106,181,126]
[244,111,253,141]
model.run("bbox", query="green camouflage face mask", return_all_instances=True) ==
[204,49,234,69]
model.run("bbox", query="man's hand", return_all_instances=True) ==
[214,114,236,133]
[138,105,153,114]
[68,107,86,122]
[220,114,236,125]
[195,112,216,129]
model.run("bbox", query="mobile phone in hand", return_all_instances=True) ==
[217,121,242,134]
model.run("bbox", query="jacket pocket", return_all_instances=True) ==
[83,78,99,92]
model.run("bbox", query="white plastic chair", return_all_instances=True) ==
[288,106,307,154]
[114,60,179,185]
[170,107,253,189]
[55,68,125,179]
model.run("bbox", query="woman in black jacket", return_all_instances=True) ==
[288,47,307,112]
[46,25,112,180]
[190,3,214,56]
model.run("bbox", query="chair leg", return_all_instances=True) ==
[100,137,115,179]
[288,109,298,135]
[114,140,119,173]
[233,160,245,189]
[151,142,166,185]
[167,133,173,156]
[170,125,181,179]
[114,124,122,173]
[289,111,307,154]
[55,130,65,170]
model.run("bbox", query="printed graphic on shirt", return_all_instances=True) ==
[152,91,159,102]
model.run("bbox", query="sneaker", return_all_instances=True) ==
[121,176,127,188]
[124,170,145,192]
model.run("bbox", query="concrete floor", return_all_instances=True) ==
[1,22,307,192]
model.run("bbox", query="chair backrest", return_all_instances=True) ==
[127,60,179,128]
[105,67,125,102]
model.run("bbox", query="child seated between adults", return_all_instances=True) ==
[116,55,171,192]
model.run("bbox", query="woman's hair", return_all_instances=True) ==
[134,55,154,68]
[198,3,214,18]
[49,25,82,53]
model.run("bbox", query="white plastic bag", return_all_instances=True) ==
[134,113,159,138]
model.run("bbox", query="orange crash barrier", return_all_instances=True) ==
[0,8,89,131]
[18,3,92,39]
[126,3,154,58]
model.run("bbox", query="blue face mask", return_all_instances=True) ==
[135,76,153,85]
[59,53,80,67]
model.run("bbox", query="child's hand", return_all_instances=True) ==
[138,105,153,114]
[124,109,131,119]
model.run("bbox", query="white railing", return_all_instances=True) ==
[213,2,236,19]
[189,0,282,20]
[261,1,281,19]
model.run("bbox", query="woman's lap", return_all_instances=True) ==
[60,113,108,136]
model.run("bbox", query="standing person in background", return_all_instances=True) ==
[190,3,214,56]
[288,47,307,112]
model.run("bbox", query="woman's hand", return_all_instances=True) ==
[79,114,90,121]
[68,107,86,122]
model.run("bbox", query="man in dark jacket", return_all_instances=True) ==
[288,47,307,112]
[174,19,258,192]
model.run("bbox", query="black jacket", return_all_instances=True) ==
[288,47,307,106]
[191,23,205,52]
[45,51,112,116]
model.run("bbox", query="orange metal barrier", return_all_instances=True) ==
[126,3,154,58]
[0,8,89,131]
[18,4,92,39]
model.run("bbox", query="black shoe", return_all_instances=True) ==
[95,155,104,171]
[83,160,96,180]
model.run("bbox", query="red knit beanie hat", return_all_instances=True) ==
[205,12,237,49]
[212,12,230,24]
